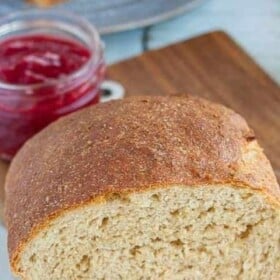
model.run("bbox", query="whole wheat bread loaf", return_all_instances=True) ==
[5,96,280,279]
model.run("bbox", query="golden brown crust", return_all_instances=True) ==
[5,95,279,273]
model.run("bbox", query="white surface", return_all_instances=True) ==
[101,80,125,102]
[0,225,13,279]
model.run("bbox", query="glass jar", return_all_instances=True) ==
[0,11,105,160]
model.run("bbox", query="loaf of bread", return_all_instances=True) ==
[5,96,280,279]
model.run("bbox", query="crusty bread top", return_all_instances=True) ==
[5,95,279,265]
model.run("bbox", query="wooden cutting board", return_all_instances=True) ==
[107,30,280,181]
[1,31,280,221]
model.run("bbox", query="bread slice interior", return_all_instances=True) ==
[17,185,280,279]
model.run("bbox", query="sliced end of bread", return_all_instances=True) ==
[17,185,280,279]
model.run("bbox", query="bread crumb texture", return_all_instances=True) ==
[19,186,280,279]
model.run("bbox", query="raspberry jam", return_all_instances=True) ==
[0,11,105,160]
[0,35,91,85]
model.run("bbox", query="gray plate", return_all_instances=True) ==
[0,0,206,34]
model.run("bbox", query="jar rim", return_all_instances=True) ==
[0,10,103,94]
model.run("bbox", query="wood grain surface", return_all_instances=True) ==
[0,161,8,223]
[0,31,279,223]
[108,31,280,181]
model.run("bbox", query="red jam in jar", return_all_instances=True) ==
[0,11,105,160]
[0,35,91,85]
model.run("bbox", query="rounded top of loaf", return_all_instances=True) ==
[5,95,279,266]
